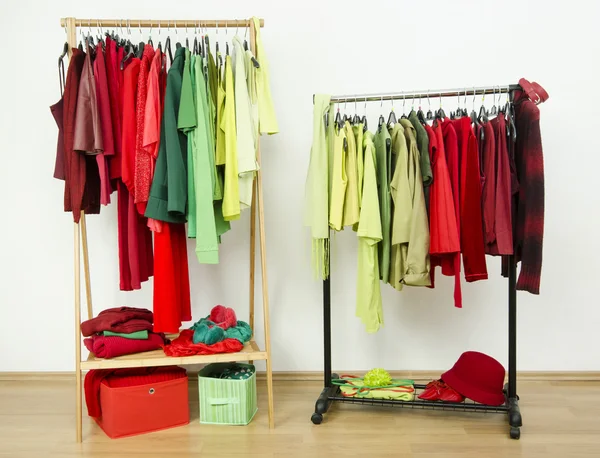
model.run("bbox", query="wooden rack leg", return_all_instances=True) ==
[249,183,257,365]
[250,17,274,429]
[256,161,274,429]
[74,221,83,443]
[80,212,93,320]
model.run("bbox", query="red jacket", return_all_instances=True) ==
[487,115,513,255]
[453,117,488,282]
[427,123,462,307]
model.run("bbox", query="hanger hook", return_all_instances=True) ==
[364,96,367,114]
[427,89,431,108]
[402,92,406,111]
[472,87,476,110]
[463,88,467,108]
[380,96,383,110]
[88,19,92,36]
[216,20,219,34]
[439,91,442,108]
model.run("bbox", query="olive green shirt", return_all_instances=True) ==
[374,126,392,283]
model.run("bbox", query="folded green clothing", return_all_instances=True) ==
[190,319,252,345]
[102,330,149,340]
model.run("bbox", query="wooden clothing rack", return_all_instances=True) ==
[311,84,524,440]
[61,17,274,442]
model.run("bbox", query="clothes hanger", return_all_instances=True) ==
[401,93,408,119]
[478,90,489,124]
[417,94,427,124]
[193,21,199,55]
[352,99,361,125]
[425,90,434,121]
[120,20,135,70]
[58,41,69,68]
[378,97,386,133]
[164,21,173,64]
[469,88,478,124]
[361,97,368,132]
[387,98,397,127]
[435,92,446,120]
[489,86,498,116]
[335,105,344,131]
[135,21,145,59]
[342,99,350,123]
[96,21,105,50]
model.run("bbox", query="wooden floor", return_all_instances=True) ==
[0,379,599,457]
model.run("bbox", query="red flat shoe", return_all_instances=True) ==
[439,384,465,403]
[418,380,443,401]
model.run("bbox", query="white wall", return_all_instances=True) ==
[1,0,599,373]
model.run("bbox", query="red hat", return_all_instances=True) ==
[441,351,506,406]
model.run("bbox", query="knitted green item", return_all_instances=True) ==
[363,368,392,387]
[191,319,252,345]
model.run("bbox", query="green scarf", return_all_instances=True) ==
[304,95,331,279]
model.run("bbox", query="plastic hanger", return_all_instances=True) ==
[417,95,427,124]
[377,97,386,132]
[352,99,360,125]
[425,90,434,121]
[361,97,368,132]
[478,91,489,124]
[387,99,397,127]
[401,93,408,119]
[435,93,446,120]
[58,41,69,67]
[164,21,173,64]
[334,106,344,131]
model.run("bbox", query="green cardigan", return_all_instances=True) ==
[145,46,188,224]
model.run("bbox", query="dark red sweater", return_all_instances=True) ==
[510,93,545,294]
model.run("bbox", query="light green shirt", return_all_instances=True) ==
[342,121,359,227]
[329,126,347,231]
[222,55,241,221]
[233,36,258,210]
[192,55,219,263]
[252,16,278,135]
[356,131,383,333]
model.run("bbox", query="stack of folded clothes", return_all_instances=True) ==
[81,307,167,359]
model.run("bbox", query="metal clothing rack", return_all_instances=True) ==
[311,84,524,440]
[61,17,274,442]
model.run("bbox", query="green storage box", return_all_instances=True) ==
[198,363,258,425]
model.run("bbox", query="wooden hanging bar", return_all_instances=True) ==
[62,16,273,442]
[60,18,264,28]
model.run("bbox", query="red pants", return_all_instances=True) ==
[153,223,191,333]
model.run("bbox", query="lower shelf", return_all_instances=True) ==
[81,339,267,370]
[330,382,508,413]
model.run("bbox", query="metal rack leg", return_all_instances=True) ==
[507,254,522,439]
[312,268,339,424]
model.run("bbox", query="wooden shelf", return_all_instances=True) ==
[81,339,267,370]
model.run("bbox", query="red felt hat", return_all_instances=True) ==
[441,351,506,406]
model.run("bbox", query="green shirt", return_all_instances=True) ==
[222,55,241,221]
[356,131,383,333]
[178,50,197,236]
[342,121,359,227]
[145,46,187,223]
[374,126,392,283]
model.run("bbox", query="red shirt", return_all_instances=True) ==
[121,58,141,194]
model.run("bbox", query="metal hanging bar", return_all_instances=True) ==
[327,84,521,104]
[60,18,264,28]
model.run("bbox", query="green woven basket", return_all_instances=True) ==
[197,363,258,425]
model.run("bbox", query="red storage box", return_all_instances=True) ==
[95,367,189,438]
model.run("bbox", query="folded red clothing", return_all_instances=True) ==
[84,366,185,417]
[80,307,154,337]
[163,329,243,357]
[84,332,166,358]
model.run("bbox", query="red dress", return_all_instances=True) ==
[121,58,154,291]
[105,37,123,182]
[481,122,496,247]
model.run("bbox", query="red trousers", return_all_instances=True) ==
[153,222,191,334]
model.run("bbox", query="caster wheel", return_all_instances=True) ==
[510,427,521,440]
[311,413,323,425]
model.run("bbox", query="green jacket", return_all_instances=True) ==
[145,46,188,223]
